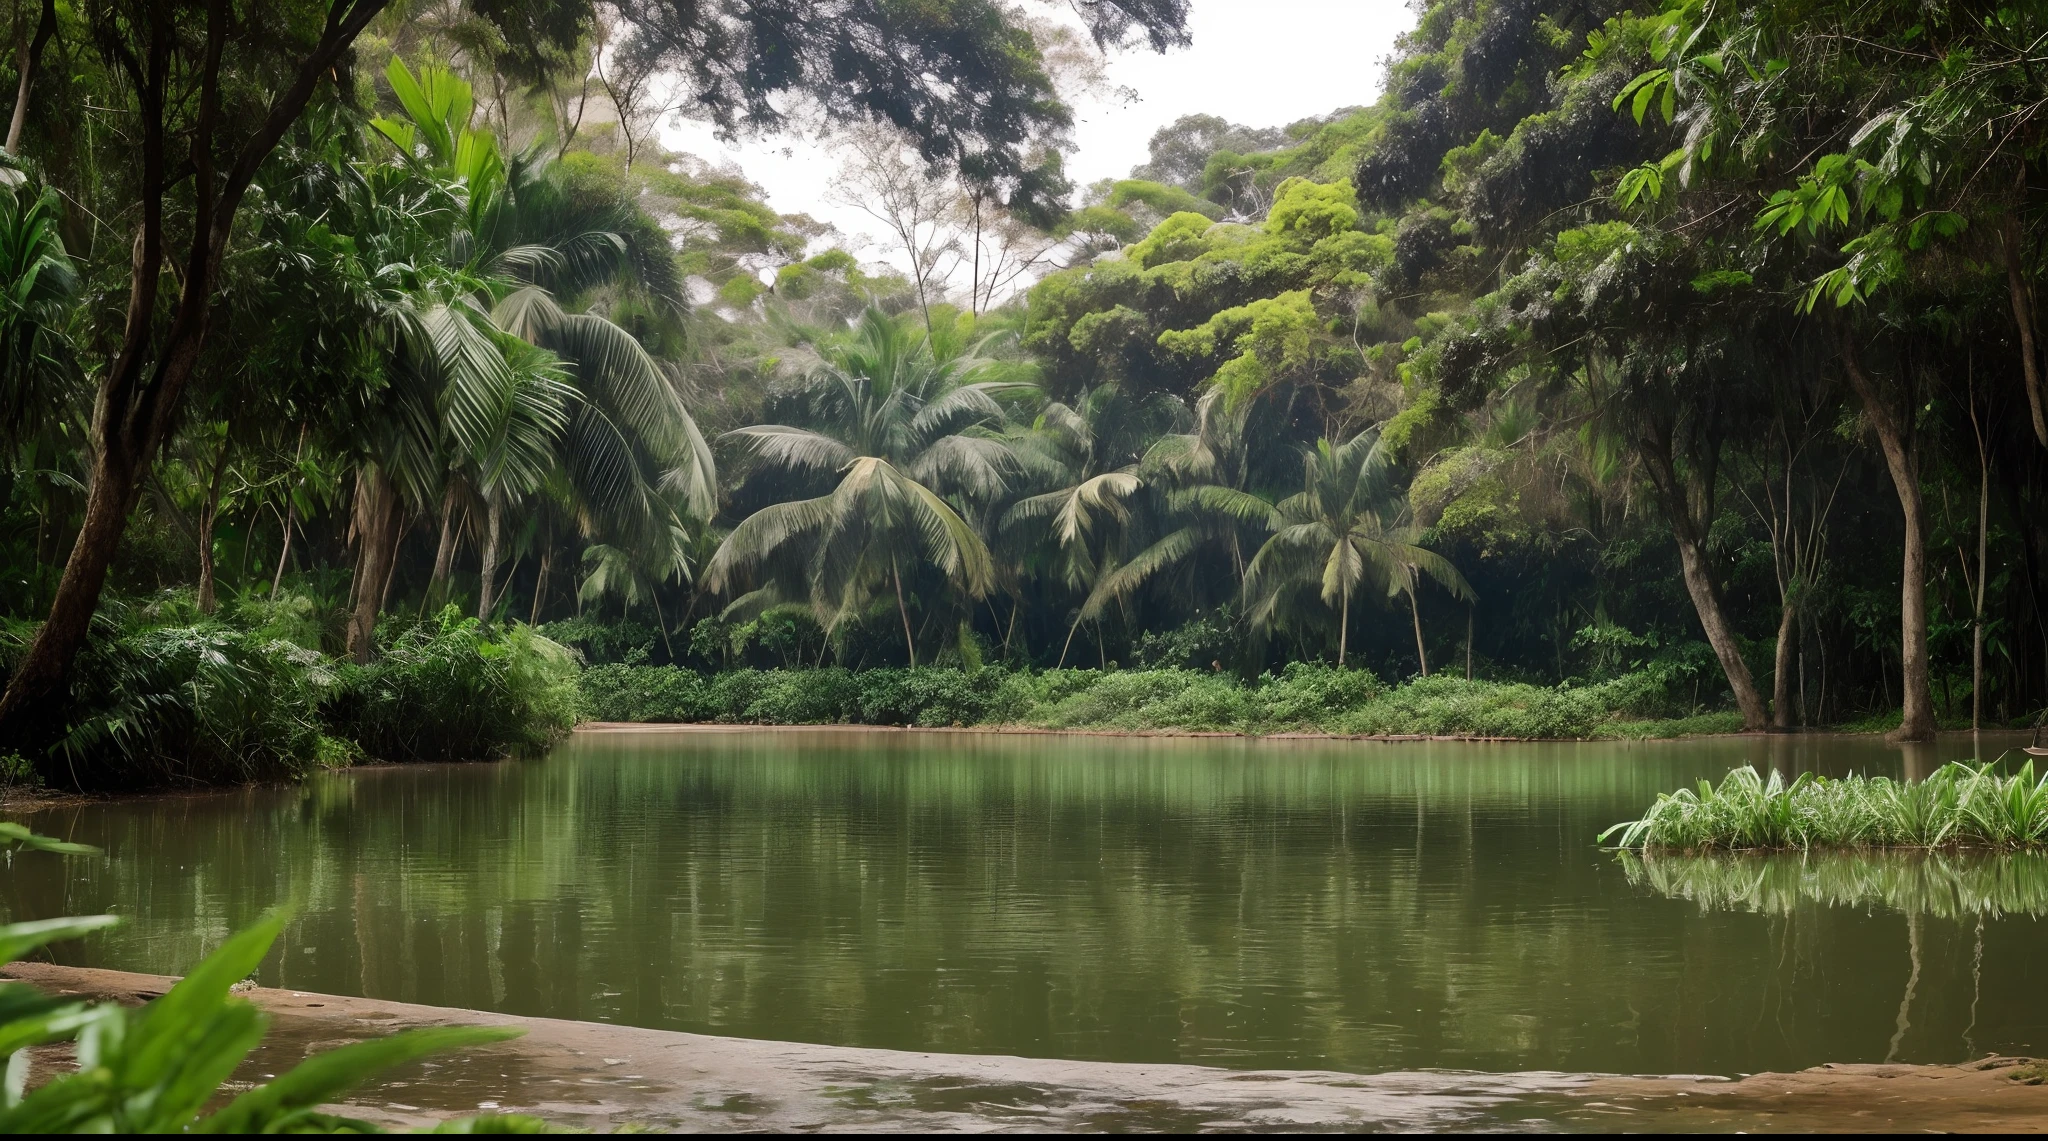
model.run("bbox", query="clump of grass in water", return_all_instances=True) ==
[1601,760,2048,851]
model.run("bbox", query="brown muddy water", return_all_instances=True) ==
[3,728,2042,1086]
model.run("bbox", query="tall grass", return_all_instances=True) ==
[1602,761,2048,851]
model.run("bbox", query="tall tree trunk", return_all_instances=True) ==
[269,424,306,600]
[2002,207,2048,447]
[3,0,55,154]
[1839,335,1936,741]
[345,468,400,664]
[1337,588,1349,667]
[0,0,396,757]
[1465,603,1474,680]
[892,557,917,667]
[1407,585,1428,677]
[269,497,296,600]
[1639,430,1770,732]
[428,482,462,609]
[1969,385,1991,731]
[1771,599,1797,731]
[195,434,233,615]
[477,496,504,621]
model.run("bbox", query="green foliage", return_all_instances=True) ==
[324,610,579,764]
[1603,761,2048,851]
[1130,608,1246,671]
[1333,674,1607,738]
[0,618,340,789]
[536,617,659,665]
[577,662,1710,739]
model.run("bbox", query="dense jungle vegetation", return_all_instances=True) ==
[2,0,2047,790]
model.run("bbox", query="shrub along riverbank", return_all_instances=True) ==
[0,600,579,790]
[578,662,1741,740]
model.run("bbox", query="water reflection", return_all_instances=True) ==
[1620,845,2048,1065]
[1620,848,2048,919]
[3,730,2043,1077]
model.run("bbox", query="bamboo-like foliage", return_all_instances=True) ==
[1602,761,2048,851]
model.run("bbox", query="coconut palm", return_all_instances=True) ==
[1243,427,1474,669]
[704,308,1023,664]
[342,58,713,646]
[1066,389,1277,657]
[1000,385,1185,664]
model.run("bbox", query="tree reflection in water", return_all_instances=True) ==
[1622,848,2048,1061]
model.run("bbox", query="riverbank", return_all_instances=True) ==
[9,962,2046,1132]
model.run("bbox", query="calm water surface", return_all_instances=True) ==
[4,729,2043,1077]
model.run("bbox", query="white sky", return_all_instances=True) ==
[660,1,1414,265]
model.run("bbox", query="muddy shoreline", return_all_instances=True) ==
[8,962,2045,1132]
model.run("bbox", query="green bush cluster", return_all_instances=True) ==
[325,612,581,764]
[580,661,1682,739]
[579,665,1022,727]
[537,616,660,664]
[0,617,341,787]
[1,602,579,788]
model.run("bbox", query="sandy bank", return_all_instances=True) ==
[8,962,2047,1132]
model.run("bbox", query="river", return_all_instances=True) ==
[4,728,2041,1078]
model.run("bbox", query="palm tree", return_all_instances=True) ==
[1243,428,1474,669]
[338,58,713,651]
[1068,389,1276,656]
[704,308,1022,664]
[1000,385,1185,664]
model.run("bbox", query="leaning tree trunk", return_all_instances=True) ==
[345,469,401,664]
[1406,585,1428,677]
[0,441,146,769]
[1839,335,1936,742]
[1640,432,1770,732]
[428,483,463,609]
[3,0,55,155]
[476,496,505,622]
